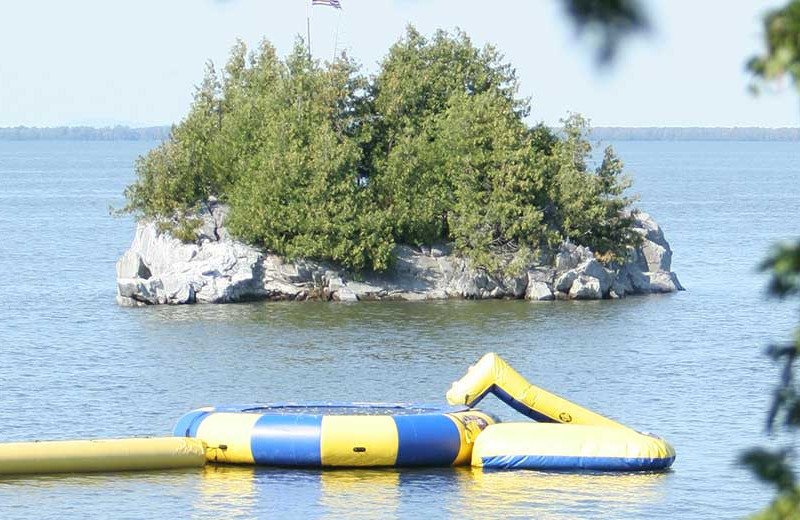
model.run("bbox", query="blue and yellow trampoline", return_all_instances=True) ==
[174,403,496,468]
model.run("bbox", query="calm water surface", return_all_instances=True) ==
[0,140,798,519]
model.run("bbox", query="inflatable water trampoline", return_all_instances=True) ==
[173,403,496,467]
[0,353,675,475]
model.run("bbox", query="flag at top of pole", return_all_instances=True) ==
[312,0,342,8]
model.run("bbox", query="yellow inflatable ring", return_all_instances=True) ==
[174,403,496,467]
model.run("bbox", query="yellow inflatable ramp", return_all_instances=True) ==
[0,437,207,475]
[446,352,627,429]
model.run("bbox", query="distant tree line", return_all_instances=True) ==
[0,126,170,141]
[122,27,639,274]
[4,125,797,142]
[590,127,800,141]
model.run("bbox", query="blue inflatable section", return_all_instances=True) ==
[480,454,677,471]
[172,409,211,437]
[489,386,558,423]
[251,414,323,466]
[393,414,461,466]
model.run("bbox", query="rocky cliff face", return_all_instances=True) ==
[116,204,683,306]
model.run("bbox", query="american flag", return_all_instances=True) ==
[312,0,342,8]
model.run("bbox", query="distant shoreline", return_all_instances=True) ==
[589,127,800,141]
[1,125,799,141]
[0,126,171,141]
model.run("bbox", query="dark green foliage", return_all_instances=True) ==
[122,61,226,222]
[560,0,649,62]
[225,42,395,271]
[367,27,531,252]
[748,1,800,93]
[437,91,547,272]
[762,242,800,299]
[739,3,800,516]
[122,28,639,273]
[741,241,800,518]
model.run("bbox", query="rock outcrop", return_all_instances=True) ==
[116,204,683,306]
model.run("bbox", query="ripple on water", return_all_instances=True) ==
[0,140,798,518]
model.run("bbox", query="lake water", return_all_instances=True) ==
[0,140,798,519]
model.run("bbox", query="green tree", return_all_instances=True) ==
[437,90,547,272]
[366,27,638,270]
[122,61,223,230]
[224,41,394,272]
[542,114,638,261]
[741,242,800,519]
[367,27,529,247]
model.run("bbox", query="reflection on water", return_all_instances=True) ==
[185,464,668,519]
[319,469,401,518]
[195,465,257,520]
[461,468,668,519]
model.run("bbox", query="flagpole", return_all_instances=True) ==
[306,0,312,58]
[333,8,341,62]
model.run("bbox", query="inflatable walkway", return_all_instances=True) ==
[0,437,206,475]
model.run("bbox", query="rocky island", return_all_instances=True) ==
[116,28,683,306]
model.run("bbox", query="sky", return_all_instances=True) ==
[1,0,798,128]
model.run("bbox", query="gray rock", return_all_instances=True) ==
[611,274,633,298]
[622,267,684,294]
[196,199,231,242]
[503,274,529,298]
[160,274,195,304]
[569,275,602,300]
[334,287,359,302]
[527,267,555,285]
[577,258,612,296]
[395,291,430,301]
[633,211,666,244]
[631,211,674,272]
[555,270,579,293]
[326,275,346,292]
[449,272,481,299]
[346,281,386,300]
[116,294,147,307]
[117,277,162,305]
[555,242,594,272]
[646,271,684,293]
[430,244,452,257]
[526,280,555,301]
[116,251,151,279]
[640,240,672,273]
[263,279,306,300]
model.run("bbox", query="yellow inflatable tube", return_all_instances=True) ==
[0,437,207,475]
[447,352,627,429]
